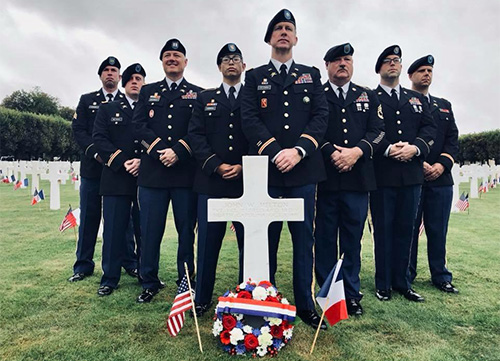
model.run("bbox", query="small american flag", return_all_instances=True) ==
[455,192,469,211]
[166,275,194,337]
[59,206,78,232]
[418,218,425,237]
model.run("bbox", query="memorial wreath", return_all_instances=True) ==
[212,280,296,357]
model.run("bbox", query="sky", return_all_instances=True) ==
[0,0,498,135]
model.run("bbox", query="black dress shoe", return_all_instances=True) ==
[97,285,114,296]
[191,302,213,318]
[436,281,458,294]
[126,268,139,278]
[297,309,327,330]
[68,272,91,282]
[159,280,166,289]
[375,289,391,301]
[346,299,363,316]
[398,288,425,302]
[137,288,159,303]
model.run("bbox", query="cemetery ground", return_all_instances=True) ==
[0,180,498,361]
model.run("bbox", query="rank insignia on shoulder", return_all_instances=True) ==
[182,90,197,99]
[261,98,268,108]
[295,73,313,84]
[439,108,450,113]
[149,109,154,118]
[377,104,384,119]
[73,112,77,120]
[149,93,161,102]
[409,97,422,106]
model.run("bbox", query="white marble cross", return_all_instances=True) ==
[40,162,69,210]
[207,156,304,282]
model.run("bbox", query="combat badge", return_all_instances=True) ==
[377,104,384,119]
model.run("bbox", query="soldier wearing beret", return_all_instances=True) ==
[241,9,329,329]
[407,55,459,294]
[70,56,138,282]
[314,43,385,316]
[92,63,146,296]
[370,45,436,303]
[188,43,248,316]
[133,39,202,303]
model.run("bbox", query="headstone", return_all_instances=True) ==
[40,162,69,210]
[207,156,304,282]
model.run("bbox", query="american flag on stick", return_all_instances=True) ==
[166,275,194,337]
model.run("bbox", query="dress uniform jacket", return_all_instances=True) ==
[92,99,142,196]
[188,85,248,198]
[133,78,202,188]
[424,96,459,187]
[241,62,329,187]
[374,86,436,187]
[320,82,385,192]
[73,89,124,178]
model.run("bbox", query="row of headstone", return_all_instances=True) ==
[1,160,499,214]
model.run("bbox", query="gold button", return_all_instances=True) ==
[170,104,174,108]
[229,135,233,140]
[284,113,289,118]
[208,113,212,116]
[397,120,401,124]
[304,89,308,92]
[168,114,172,119]
[230,113,234,117]
[167,136,172,141]
[168,125,172,129]
[189,104,192,108]
[398,130,402,134]
[342,118,347,123]
[344,139,349,144]
[229,146,233,151]
[283,90,288,95]
[341,109,346,113]
[284,102,289,106]
[344,129,348,133]
[396,111,400,115]
[284,125,290,130]
[114,122,118,125]
[262,90,266,94]
[229,124,234,128]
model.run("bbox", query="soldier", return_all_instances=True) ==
[133,39,202,303]
[371,45,436,302]
[70,57,139,282]
[241,9,329,329]
[188,43,248,316]
[92,63,145,296]
[314,43,385,316]
[408,55,459,294]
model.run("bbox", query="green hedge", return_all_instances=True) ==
[0,107,79,160]
[457,129,500,165]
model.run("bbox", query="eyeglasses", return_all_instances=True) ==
[221,56,242,64]
[382,57,402,65]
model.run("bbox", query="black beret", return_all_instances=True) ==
[408,54,434,74]
[121,63,146,87]
[98,56,121,75]
[375,45,402,73]
[264,9,296,43]
[324,43,354,62]
[159,38,186,60]
[216,43,243,65]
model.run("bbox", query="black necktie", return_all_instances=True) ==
[106,94,113,102]
[229,86,236,108]
[425,96,430,105]
[171,82,177,91]
[390,88,398,106]
[280,64,287,82]
[338,87,344,102]
[132,101,137,109]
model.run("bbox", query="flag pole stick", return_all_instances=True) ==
[310,297,329,355]
[184,262,203,353]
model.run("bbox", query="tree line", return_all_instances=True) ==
[0,88,498,163]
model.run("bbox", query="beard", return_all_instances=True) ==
[104,80,117,90]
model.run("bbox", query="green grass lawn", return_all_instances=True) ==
[0,179,499,361]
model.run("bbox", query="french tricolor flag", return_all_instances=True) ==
[316,258,348,326]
